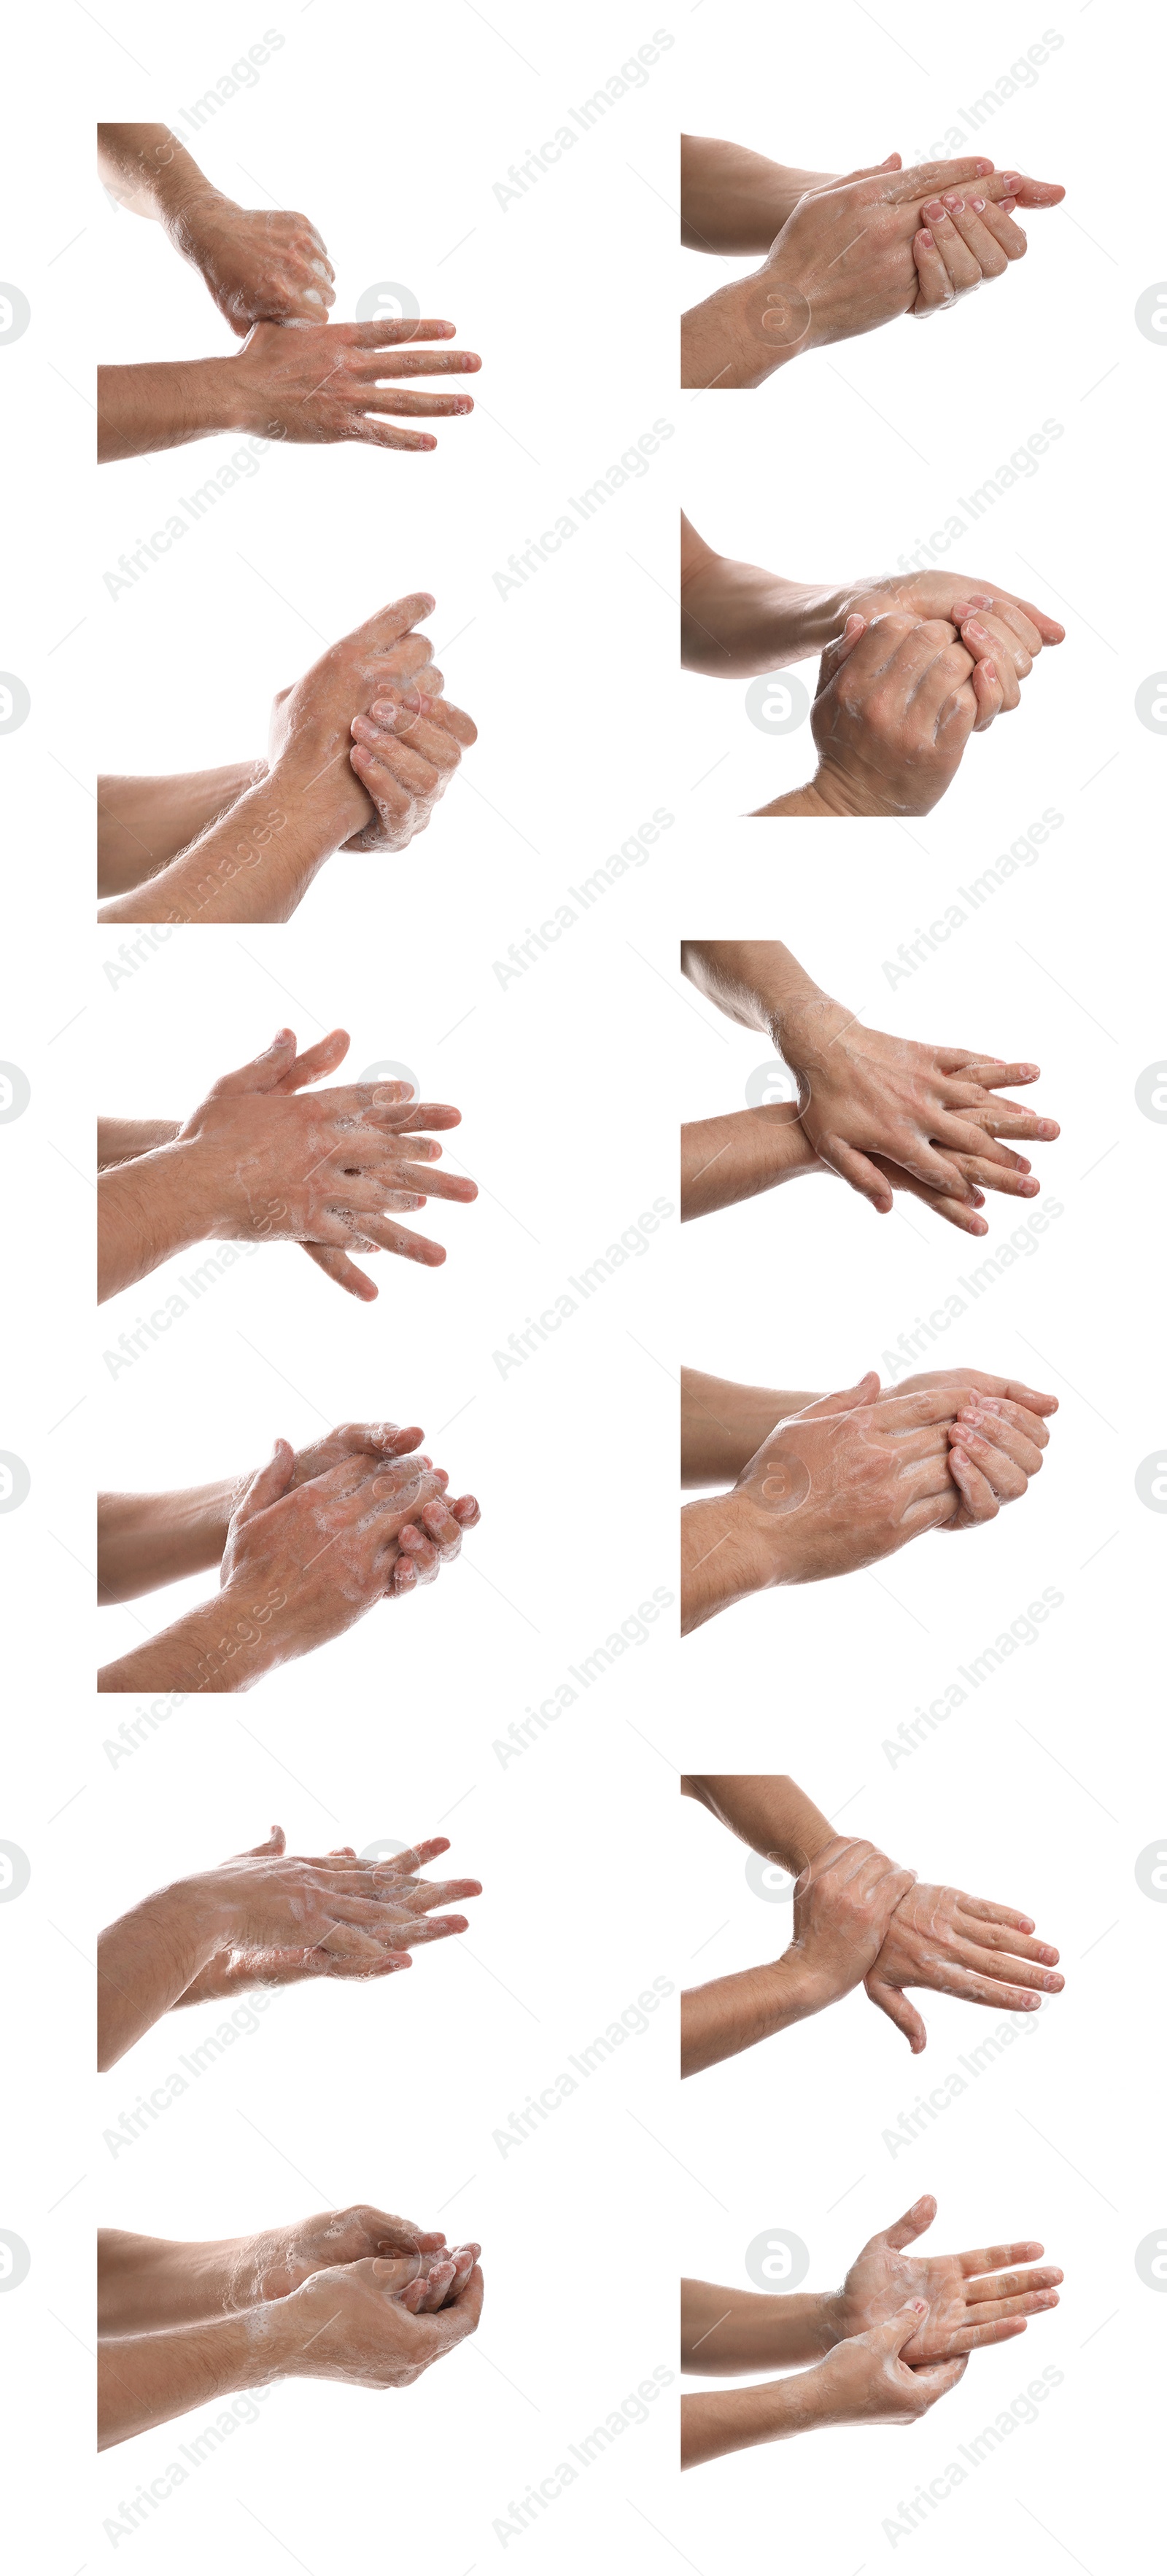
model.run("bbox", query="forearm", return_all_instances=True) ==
[97,2230,254,2333]
[97,1480,240,1602]
[98,357,247,462]
[98,1118,181,1170]
[98,1585,283,1696]
[98,1140,226,1301]
[681,1775,834,1871]
[98,766,262,895]
[680,136,826,252]
[96,125,219,232]
[681,1368,819,1484]
[98,2303,285,2446]
[681,554,845,677]
[98,1883,227,2069]
[680,943,829,1045]
[681,266,805,391]
[681,1110,819,1219]
[681,2366,831,2467]
[682,1957,821,2075]
[682,2277,838,2373]
[752,770,878,818]
[97,778,340,925]
[681,1494,771,1634]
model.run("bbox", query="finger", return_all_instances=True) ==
[978,169,1065,211]
[394,693,478,750]
[946,1446,999,1523]
[915,1956,1048,2009]
[813,1135,897,1213]
[235,1824,286,1858]
[912,2355,969,2402]
[883,2298,931,2356]
[934,1929,1063,1993]
[955,2238,1046,2280]
[352,732,440,798]
[352,420,441,453]
[918,201,986,291]
[209,1027,298,1097]
[357,705,462,779]
[422,2262,484,2351]
[300,1242,379,1301]
[951,1406,1044,1472]
[936,196,1012,280]
[945,1157,1039,1202]
[948,1428,1028,1499]
[357,389,476,419]
[955,599,1042,661]
[877,2195,938,2254]
[964,2267,1063,2308]
[969,656,1005,731]
[395,1528,440,1584]
[275,1027,351,1092]
[351,346,481,382]
[959,621,1023,709]
[351,1213,448,1266]
[910,225,958,314]
[819,610,869,682]
[331,319,460,349]
[957,1900,1060,1962]
[891,157,997,201]
[866,1975,928,2054]
[796,1372,882,1421]
[234,1438,295,1523]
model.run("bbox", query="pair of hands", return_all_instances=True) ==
[176,1025,477,1294]
[779,990,1059,1236]
[783,1836,1063,2053]
[243,2203,483,2388]
[781,587,1063,816]
[174,1826,481,2004]
[818,2195,1060,2417]
[220,1420,480,1658]
[266,592,477,852]
[682,147,1064,386]
[734,1367,1057,1576]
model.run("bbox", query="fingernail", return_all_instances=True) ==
[975,159,993,175]
[923,199,945,219]
[1001,173,1021,190]
[971,198,986,213]
[1000,197,1017,213]
[918,228,932,248]
[982,662,997,682]
[943,195,964,212]
[964,618,987,637]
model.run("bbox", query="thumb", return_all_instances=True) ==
[233,1439,295,1526]
[877,2194,937,2255]
[236,1824,287,1859]
[866,1973,928,2055]
[881,2298,928,2357]
[816,1133,896,1213]
[796,1371,880,1420]
[845,153,903,179]
[821,612,867,685]
[273,1027,352,1094]
[207,1028,298,1100]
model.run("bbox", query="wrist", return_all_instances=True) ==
[683,272,805,392]
[681,1492,775,1633]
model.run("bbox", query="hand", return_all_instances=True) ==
[876,1371,1058,1532]
[276,2250,484,2386]
[911,177,1053,317]
[814,2301,967,2424]
[865,1883,1063,2052]
[781,1837,916,2013]
[279,1423,481,1592]
[731,1371,980,1584]
[756,157,1062,357]
[346,692,478,852]
[265,595,455,844]
[176,1025,477,1281]
[168,195,336,332]
[175,1825,481,2003]
[773,996,1058,1211]
[238,2203,477,2306]
[841,574,1064,705]
[217,1437,478,1672]
[792,612,999,817]
[831,2198,1062,2365]
[231,316,480,448]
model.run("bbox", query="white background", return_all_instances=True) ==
[0,1,1163,2571]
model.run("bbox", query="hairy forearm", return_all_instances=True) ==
[680,943,826,1043]
[98,1882,226,2069]
[682,2278,837,2373]
[98,1118,181,1170]
[681,1368,819,1485]
[682,1775,834,1869]
[98,2304,284,2446]
[681,554,845,677]
[97,124,218,229]
[681,2367,830,2467]
[681,1110,819,1220]
[680,136,826,253]
[98,357,248,463]
[98,1586,282,1696]
[681,270,798,391]
[98,2228,257,2332]
[98,1141,225,1301]
[98,766,262,895]
[682,1957,818,2075]
[97,1480,240,1602]
[97,779,338,925]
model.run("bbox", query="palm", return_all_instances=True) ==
[842,2242,965,2362]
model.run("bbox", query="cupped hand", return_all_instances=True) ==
[176,1824,481,2001]
[865,1883,1063,2052]
[815,2300,966,2425]
[800,612,996,816]
[733,1372,969,1583]
[278,2250,483,2386]
[170,196,336,332]
[781,1837,916,2012]
[241,2203,477,2308]
[276,1425,481,1594]
[233,316,480,448]
[756,157,1063,357]
[177,1027,477,1277]
[842,575,1064,705]
[834,2198,1061,2365]
[867,1371,1055,1532]
[265,594,448,841]
[217,1438,476,1668]
[775,997,1058,1212]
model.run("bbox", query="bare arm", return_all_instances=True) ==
[97,1482,238,1603]
[99,2304,283,2446]
[97,777,339,925]
[680,136,831,253]
[681,513,845,676]
[98,766,261,897]
[682,2276,836,2372]
[681,1775,834,1869]
[681,1367,819,1487]
[681,1109,821,1220]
